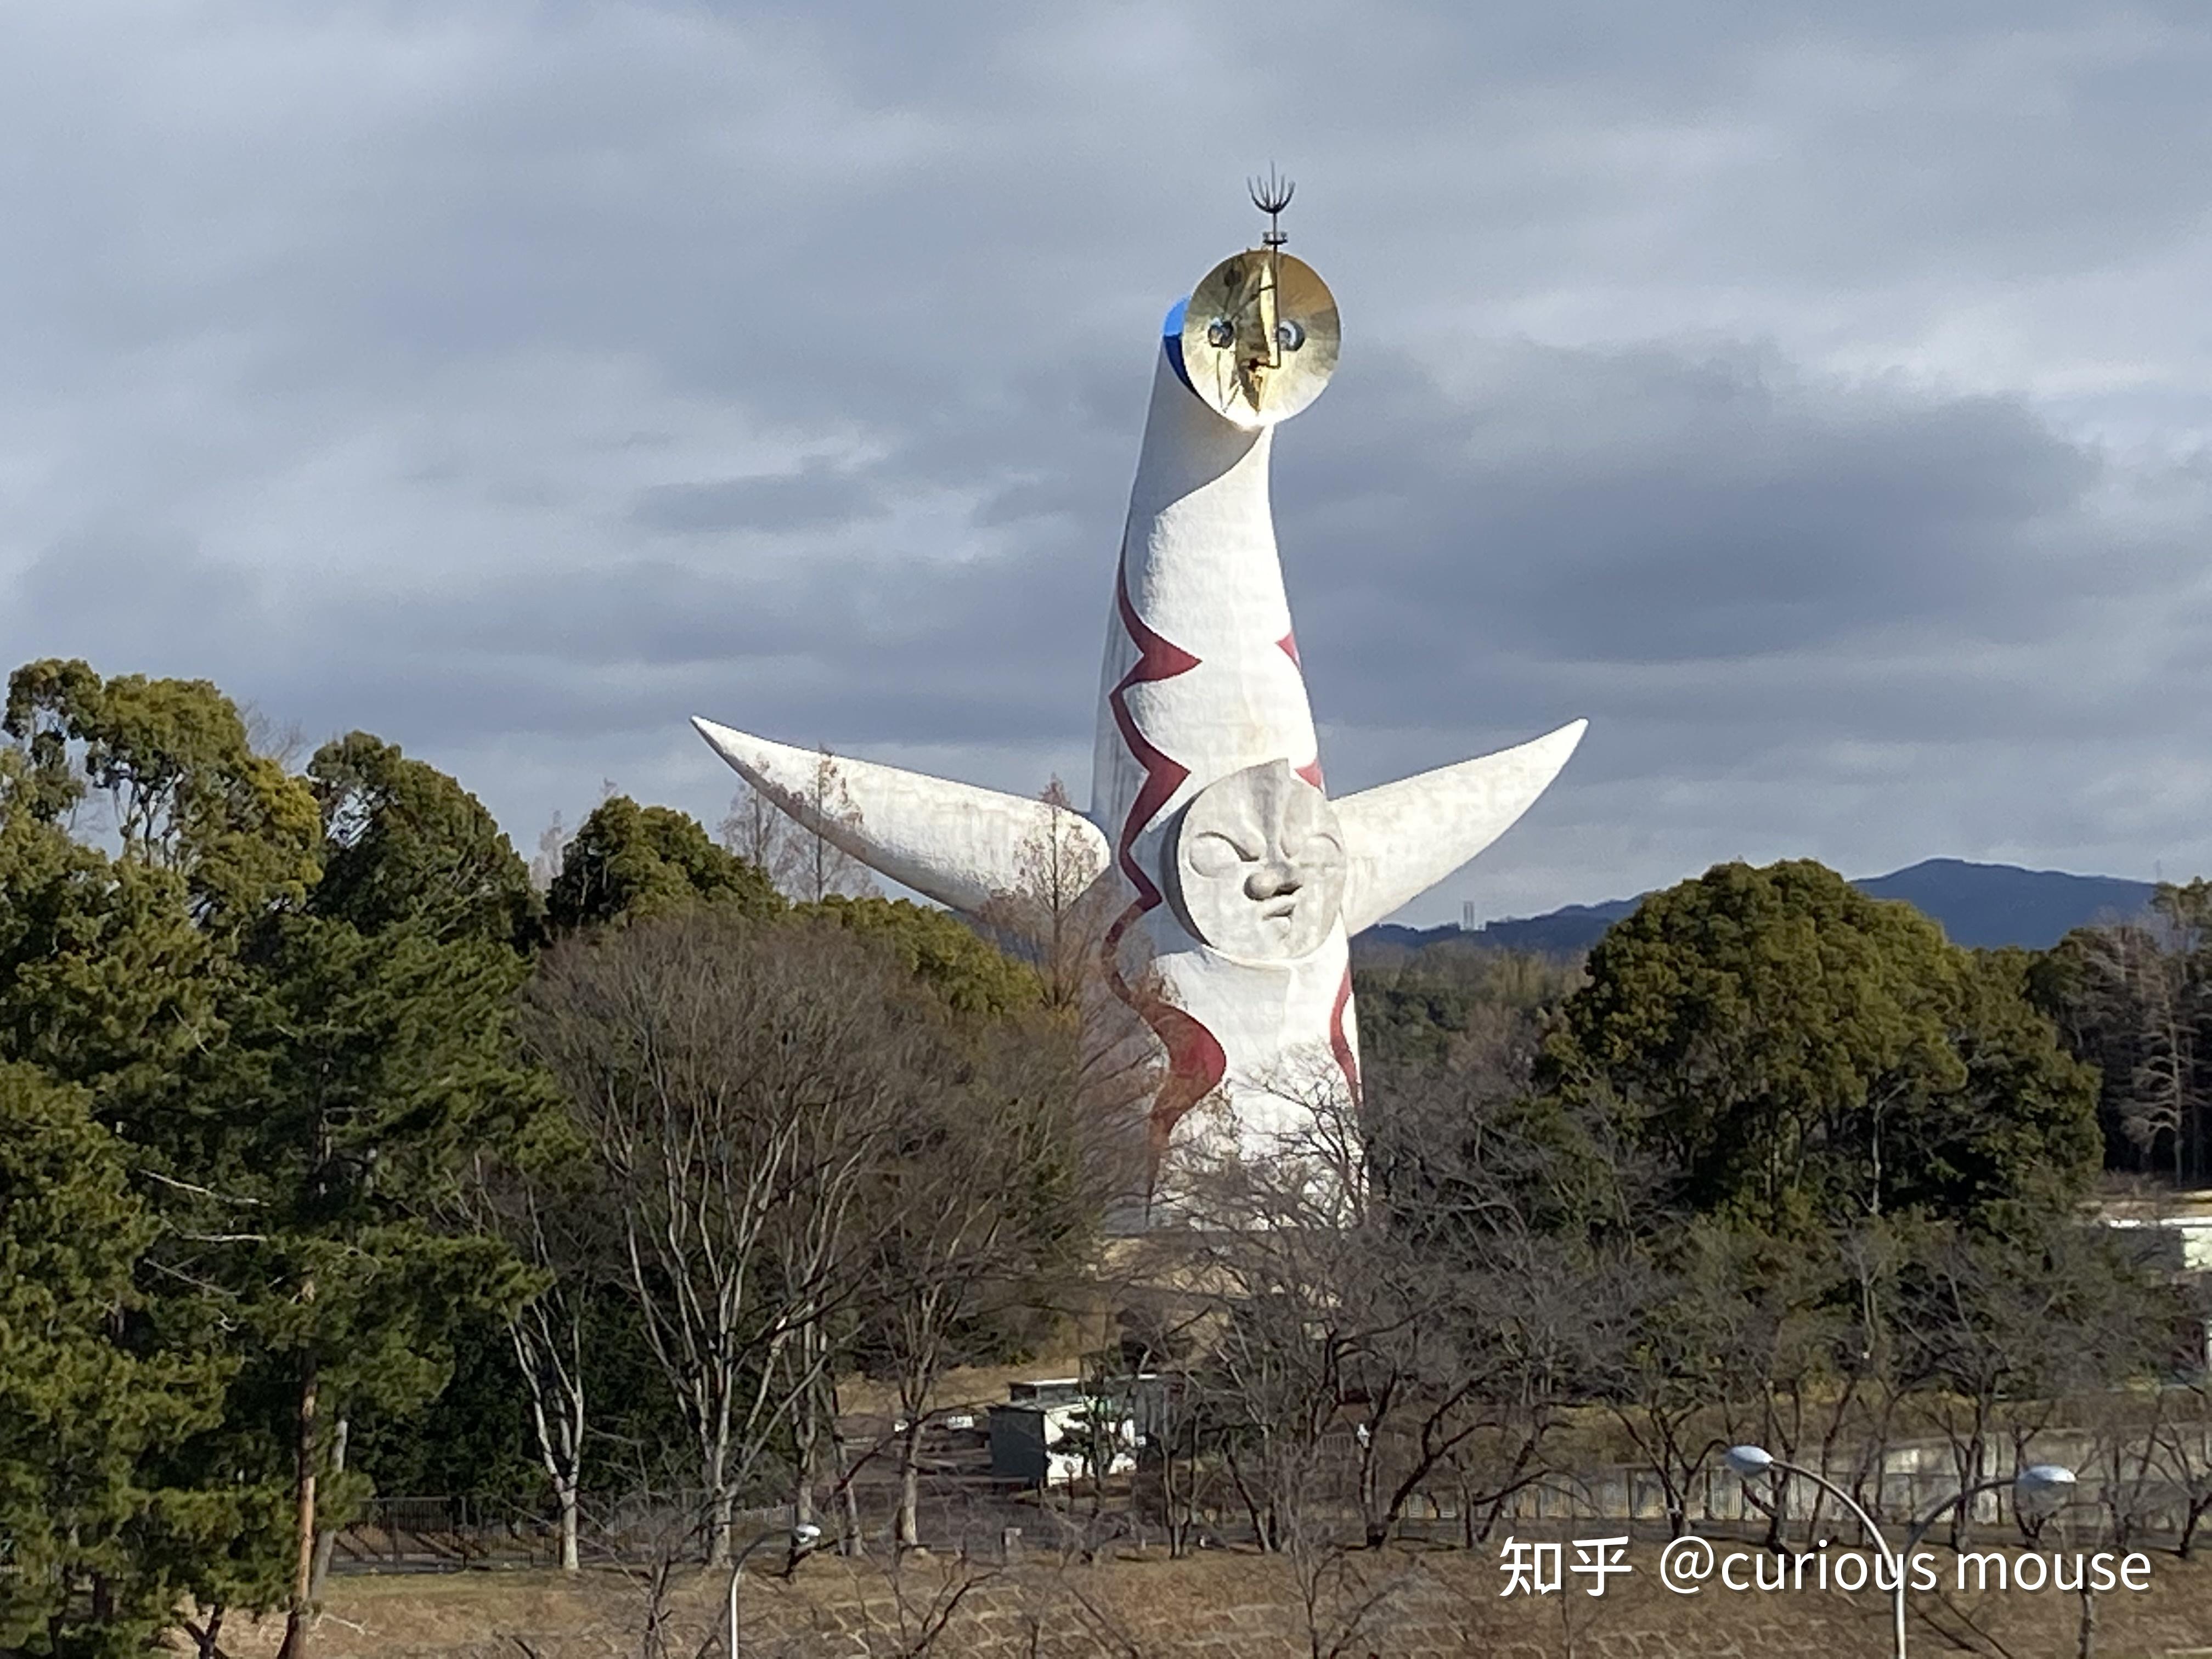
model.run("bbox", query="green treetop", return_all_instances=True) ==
[545,795,781,935]
[1,659,549,1659]
[4,658,320,930]
[797,893,1040,1019]
[1544,859,2098,1235]
[307,732,540,950]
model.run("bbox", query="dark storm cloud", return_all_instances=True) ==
[7,2,2212,922]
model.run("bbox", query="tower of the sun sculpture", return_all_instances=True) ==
[694,193,1584,1208]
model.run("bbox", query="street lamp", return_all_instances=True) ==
[726,1522,822,1658]
[1722,1446,2075,1659]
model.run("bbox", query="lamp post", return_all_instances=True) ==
[725,1522,821,1658]
[1722,1446,2075,1659]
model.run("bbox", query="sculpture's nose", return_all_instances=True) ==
[1246,862,1301,902]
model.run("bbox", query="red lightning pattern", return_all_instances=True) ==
[1102,558,1227,1150]
[1109,567,1199,898]
[1327,966,1361,1107]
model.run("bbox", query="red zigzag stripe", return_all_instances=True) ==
[1104,557,1226,1147]
[1327,966,1361,1107]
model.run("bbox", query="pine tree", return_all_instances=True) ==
[0,1062,226,1658]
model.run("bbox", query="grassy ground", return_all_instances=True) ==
[193,1539,2212,1658]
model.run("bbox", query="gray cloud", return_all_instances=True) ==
[7,2,2212,926]
[630,460,884,534]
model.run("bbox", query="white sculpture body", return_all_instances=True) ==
[693,247,1585,1212]
[1089,347,1356,1159]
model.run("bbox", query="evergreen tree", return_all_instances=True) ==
[0,1063,226,1659]
[798,893,1040,1018]
[3,662,546,1658]
[306,732,541,950]
[1544,859,2099,1234]
[545,795,780,935]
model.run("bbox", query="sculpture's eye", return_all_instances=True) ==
[1206,318,1236,348]
[1187,832,1251,879]
[1276,319,1305,352]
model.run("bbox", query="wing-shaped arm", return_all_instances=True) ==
[1333,719,1587,936]
[692,717,1109,916]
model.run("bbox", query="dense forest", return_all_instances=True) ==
[2,657,2207,1659]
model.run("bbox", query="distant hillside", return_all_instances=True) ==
[1853,859,2155,949]
[1363,859,2158,958]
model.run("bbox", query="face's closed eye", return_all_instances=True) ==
[1279,828,1342,866]
[1187,831,1254,879]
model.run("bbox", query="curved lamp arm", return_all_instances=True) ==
[1724,1446,1897,1568]
[1726,1446,2075,1659]
[1901,1474,2010,1550]
[727,1523,822,1657]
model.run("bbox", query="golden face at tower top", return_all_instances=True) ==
[1180,249,1340,429]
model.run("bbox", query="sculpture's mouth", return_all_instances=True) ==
[1261,898,1299,924]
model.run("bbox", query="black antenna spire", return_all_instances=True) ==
[1249,165,1294,248]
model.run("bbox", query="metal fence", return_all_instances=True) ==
[1356,1431,2212,1544]
[328,1484,1036,1574]
[332,1430,2212,1572]
[330,1494,563,1572]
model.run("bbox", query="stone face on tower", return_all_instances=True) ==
[693,230,1584,1218]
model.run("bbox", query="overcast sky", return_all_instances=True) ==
[7,2,2212,925]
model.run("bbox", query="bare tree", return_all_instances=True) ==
[980,778,1108,1011]
[2149,1358,2212,1557]
[853,1551,1005,1657]
[1893,1221,2169,1549]
[1168,1066,1403,1554]
[2087,923,2200,1180]
[528,812,569,895]
[870,1020,1094,1549]
[466,1147,608,1572]
[788,751,880,903]
[978,780,1155,1222]
[1110,1052,1608,1565]
[2056,894,2210,1184]
[717,778,808,900]
[1281,1503,1419,1659]
[241,704,308,770]
[709,748,879,904]
[1346,1062,1616,1547]
[520,910,926,1562]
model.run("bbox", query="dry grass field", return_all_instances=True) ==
[192,1540,2212,1658]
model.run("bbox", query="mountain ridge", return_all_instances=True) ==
[1361,858,2159,957]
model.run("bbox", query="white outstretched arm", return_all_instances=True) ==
[691,718,1108,915]
[1333,720,1587,935]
